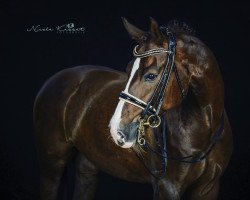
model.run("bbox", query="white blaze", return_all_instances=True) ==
[109,58,140,147]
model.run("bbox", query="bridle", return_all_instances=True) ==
[118,27,224,179]
[119,27,185,129]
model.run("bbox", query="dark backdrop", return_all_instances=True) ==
[1,0,250,199]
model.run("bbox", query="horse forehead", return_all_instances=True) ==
[140,54,165,68]
[142,43,168,65]
[142,56,156,67]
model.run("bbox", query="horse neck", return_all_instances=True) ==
[167,37,224,154]
[187,43,224,126]
[179,35,224,129]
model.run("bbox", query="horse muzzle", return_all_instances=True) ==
[116,122,139,148]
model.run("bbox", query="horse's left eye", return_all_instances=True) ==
[144,73,158,82]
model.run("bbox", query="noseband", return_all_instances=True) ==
[118,27,224,179]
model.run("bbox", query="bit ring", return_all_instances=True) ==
[147,115,161,128]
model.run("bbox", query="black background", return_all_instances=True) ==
[1,0,250,199]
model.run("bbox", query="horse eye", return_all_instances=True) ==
[144,73,158,82]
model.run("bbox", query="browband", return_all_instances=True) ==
[133,45,173,58]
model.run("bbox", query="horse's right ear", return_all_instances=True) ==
[122,17,148,43]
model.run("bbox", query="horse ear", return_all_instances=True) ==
[150,17,164,41]
[122,17,148,43]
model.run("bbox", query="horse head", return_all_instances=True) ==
[109,18,194,148]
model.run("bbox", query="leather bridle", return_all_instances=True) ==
[119,28,185,121]
[118,27,224,179]
[119,27,185,144]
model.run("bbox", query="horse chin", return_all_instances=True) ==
[118,141,135,148]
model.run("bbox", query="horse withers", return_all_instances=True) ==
[33,18,233,200]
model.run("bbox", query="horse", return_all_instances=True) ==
[33,18,233,200]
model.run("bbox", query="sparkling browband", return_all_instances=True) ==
[133,45,173,58]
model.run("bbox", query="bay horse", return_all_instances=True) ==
[33,18,233,200]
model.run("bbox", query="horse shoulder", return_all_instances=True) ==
[33,65,126,142]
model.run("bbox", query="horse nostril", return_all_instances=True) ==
[117,140,125,146]
[117,131,126,139]
[117,131,127,146]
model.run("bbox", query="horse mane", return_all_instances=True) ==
[165,20,195,36]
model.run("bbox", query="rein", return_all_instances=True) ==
[119,27,224,179]
[134,111,224,179]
